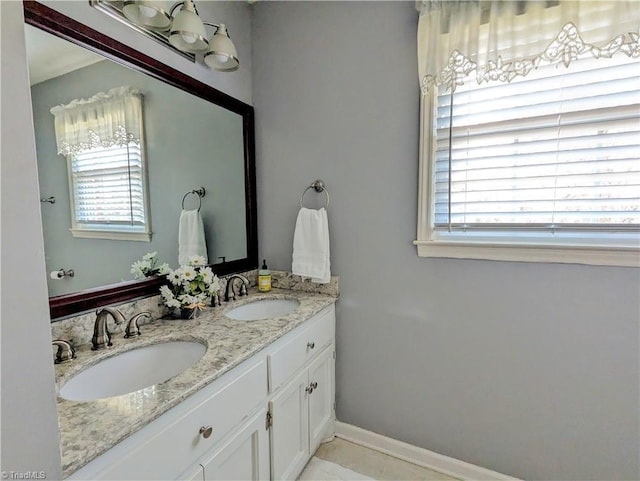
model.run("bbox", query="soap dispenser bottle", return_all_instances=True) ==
[258,259,271,292]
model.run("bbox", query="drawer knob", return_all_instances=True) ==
[307,341,315,350]
[305,381,318,394]
[199,425,213,439]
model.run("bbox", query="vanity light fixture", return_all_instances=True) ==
[122,0,239,72]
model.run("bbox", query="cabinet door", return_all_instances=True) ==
[180,465,204,481]
[307,346,334,454]
[268,305,335,393]
[202,408,269,481]
[269,369,309,480]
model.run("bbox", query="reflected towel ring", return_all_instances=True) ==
[300,180,329,208]
[182,187,206,211]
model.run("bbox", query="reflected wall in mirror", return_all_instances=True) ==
[29,25,246,294]
[23,2,257,320]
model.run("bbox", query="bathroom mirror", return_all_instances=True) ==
[24,2,257,320]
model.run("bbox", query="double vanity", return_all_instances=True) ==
[26,3,336,479]
[54,287,337,480]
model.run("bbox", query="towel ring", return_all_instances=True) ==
[300,180,329,208]
[182,187,206,211]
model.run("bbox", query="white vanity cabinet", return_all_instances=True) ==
[268,305,336,480]
[69,358,268,481]
[66,302,336,481]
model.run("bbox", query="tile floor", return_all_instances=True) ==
[298,438,460,481]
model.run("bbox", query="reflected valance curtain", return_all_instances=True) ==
[50,86,143,156]
[417,0,640,94]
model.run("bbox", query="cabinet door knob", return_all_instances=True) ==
[307,341,315,349]
[199,425,213,439]
[310,381,318,390]
[305,385,314,394]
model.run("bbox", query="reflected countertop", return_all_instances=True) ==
[54,288,338,478]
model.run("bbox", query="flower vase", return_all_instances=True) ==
[180,307,201,320]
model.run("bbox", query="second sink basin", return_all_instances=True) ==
[226,298,300,321]
[59,341,206,402]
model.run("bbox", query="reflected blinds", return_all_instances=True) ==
[71,143,145,228]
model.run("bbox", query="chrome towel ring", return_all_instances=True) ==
[182,187,206,211]
[300,180,329,208]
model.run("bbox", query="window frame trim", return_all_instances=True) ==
[69,228,151,242]
[65,140,152,243]
[415,87,640,268]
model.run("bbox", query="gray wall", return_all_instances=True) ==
[32,58,246,296]
[1,2,63,477]
[252,2,640,480]
[1,0,252,474]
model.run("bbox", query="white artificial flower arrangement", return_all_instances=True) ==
[159,255,221,313]
[131,251,171,279]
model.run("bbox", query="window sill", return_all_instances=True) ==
[413,240,639,267]
[71,228,151,242]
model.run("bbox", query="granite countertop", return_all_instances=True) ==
[54,288,337,478]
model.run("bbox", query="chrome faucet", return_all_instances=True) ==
[224,274,249,302]
[92,307,126,350]
[124,311,151,338]
[52,339,75,364]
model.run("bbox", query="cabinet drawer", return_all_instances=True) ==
[182,359,267,456]
[86,359,267,480]
[268,305,335,392]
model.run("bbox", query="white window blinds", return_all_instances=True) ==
[71,143,146,227]
[416,1,639,264]
[433,55,640,233]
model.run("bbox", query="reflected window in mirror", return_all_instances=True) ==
[24,2,258,319]
[50,86,151,241]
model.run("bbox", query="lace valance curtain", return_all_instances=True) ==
[417,0,640,94]
[50,86,143,156]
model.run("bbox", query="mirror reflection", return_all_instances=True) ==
[26,24,248,298]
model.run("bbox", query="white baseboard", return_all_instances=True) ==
[334,421,521,481]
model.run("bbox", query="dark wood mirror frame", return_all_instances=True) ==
[23,1,258,320]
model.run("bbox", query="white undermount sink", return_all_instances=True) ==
[225,298,300,321]
[59,341,206,402]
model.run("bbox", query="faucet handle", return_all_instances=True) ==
[211,291,221,307]
[125,312,151,338]
[52,339,76,364]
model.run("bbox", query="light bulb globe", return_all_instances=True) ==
[204,25,239,71]
[169,7,208,53]
[123,1,171,30]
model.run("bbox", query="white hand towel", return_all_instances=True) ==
[178,209,208,265]
[292,207,331,284]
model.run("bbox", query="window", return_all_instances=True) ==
[415,1,640,266]
[51,86,151,241]
[69,142,149,240]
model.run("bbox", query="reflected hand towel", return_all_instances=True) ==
[292,207,330,284]
[178,209,208,265]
